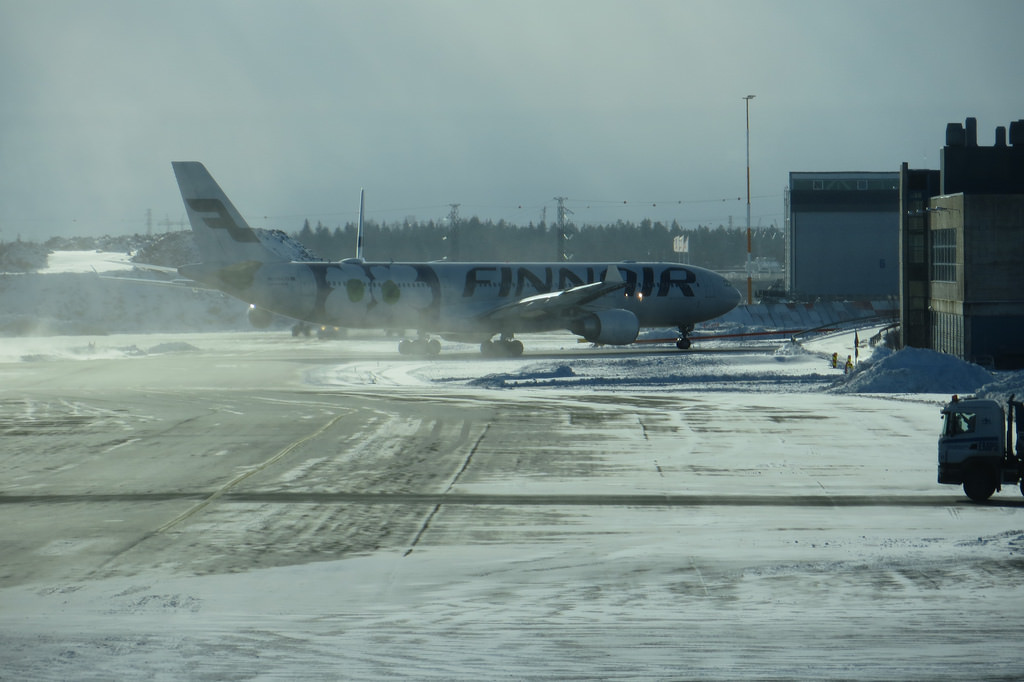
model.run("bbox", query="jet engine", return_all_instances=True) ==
[571,308,640,345]
[247,304,274,329]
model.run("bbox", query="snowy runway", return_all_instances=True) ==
[1,331,1023,680]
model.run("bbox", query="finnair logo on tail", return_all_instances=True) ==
[187,198,260,243]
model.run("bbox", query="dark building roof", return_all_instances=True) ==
[941,117,1024,195]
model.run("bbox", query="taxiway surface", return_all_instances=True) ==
[2,332,1023,680]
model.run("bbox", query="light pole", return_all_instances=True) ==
[743,94,755,305]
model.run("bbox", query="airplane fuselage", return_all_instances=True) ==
[180,259,739,341]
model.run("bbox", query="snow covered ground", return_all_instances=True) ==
[2,327,1024,680]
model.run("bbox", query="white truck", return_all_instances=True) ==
[938,395,1024,502]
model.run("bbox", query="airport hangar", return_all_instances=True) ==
[785,171,900,302]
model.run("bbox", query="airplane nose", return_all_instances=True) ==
[723,279,742,313]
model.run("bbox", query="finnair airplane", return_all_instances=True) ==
[172,162,741,356]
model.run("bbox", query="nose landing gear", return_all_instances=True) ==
[676,324,694,350]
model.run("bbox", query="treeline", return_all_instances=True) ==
[7,219,784,272]
[296,218,784,270]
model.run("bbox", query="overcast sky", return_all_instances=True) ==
[2,0,1022,242]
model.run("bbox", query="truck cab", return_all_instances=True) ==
[938,396,1024,502]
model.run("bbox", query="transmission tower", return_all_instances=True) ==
[447,203,461,261]
[554,197,573,261]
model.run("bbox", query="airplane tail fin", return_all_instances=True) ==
[172,162,283,264]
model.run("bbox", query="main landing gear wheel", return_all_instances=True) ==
[480,339,524,357]
[398,338,441,356]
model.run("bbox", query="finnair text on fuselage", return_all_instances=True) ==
[461,265,696,298]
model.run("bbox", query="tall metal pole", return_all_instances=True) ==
[743,95,755,305]
[355,188,365,261]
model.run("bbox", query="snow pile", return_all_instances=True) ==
[833,346,993,394]
[468,363,576,387]
[38,250,133,274]
[7,339,202,363]
[773,339,812,356]
[256,228,324,262]
[448,350,836,392]
[976,373,1024,403]
[144,341,200,354]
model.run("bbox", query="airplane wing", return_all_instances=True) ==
[99,273,219,290]
[124,262,180,276]
[481,266,626,323]
[97,263,219,291]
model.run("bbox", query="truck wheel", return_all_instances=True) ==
[963,468,997,502]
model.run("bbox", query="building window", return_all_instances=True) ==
[931,228,957,282]
[910,233,925,264]
[857,180,869,190]
[812,180,823,190]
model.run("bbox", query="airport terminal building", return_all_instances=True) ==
[899,117,1024,368]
